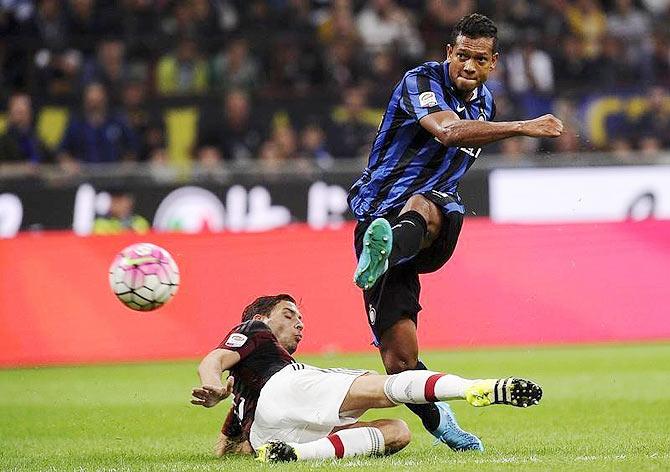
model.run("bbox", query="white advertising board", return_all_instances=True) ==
[489,166,670,223]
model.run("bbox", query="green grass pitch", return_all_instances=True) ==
[2,343,669,471]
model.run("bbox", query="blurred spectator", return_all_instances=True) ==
[0,93,50,168]
[420,0,474,47]
[93,190,150,235]
[210,37,260,94]
[564,0,607,59]
[275,0,316,33]
[57,83,139,171]
[356,0,424,62]
[552,34,595,95]
[318,0,359,45]
[191,0,222,44]
[634,86,670,150]
[119,0,159,42]
[35,0,69,51]
[546,98,591,153]
[495,0,549,42]
[640,0,670,15]
[266,36,323,96]
[326,86,377,159]
[121,80,165,162]
[504,34,555,119]
[610,135,635,162]
[66,0,102,55]
[322,38,365,90]
[259,121,314,174]
[156,37,208,95]
[364,49,403,105]
[645,31,670,87]
[499,136,528,162]
[300,122,334,169]
[82,38,129,103]
[272,122,300,161]
[196,89,263,163]
[161,0,196,38]
[32,47,83,98]
[607,0,650,67]
[592,35,635,90]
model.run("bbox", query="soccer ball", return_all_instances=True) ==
[109,243,180,311]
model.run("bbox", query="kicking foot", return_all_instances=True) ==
[431,402,484,452]
[466,378,543,408]
[354,218,393,290]
[255,440,298,462]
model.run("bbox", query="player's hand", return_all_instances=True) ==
[522,114,563,138]
[191,376,234,408]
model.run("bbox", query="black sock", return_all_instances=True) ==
[388,211,428,267]
[404,359,441,432]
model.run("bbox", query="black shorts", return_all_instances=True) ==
[353,192,464,344]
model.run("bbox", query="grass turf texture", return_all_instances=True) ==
[1,343,669,471]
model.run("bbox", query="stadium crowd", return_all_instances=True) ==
[1,0,669,177]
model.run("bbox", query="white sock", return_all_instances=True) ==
[383,370,477,404]
[290,427,385,460]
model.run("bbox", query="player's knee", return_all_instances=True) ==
[381,419,411,454]
[383,355,418,374]
[405,195,441,236]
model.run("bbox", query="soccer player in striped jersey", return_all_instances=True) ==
[191,294,542,463]
[349,13,563,451]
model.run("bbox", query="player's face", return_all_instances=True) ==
[446,35,497,97]
[264,301,304,354]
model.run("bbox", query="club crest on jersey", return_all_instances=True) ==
[225,333,248,348]
[419,91,438,108]
[368,305,377,325]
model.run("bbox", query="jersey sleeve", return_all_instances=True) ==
[398,71,452,122]
[216,320,274,361]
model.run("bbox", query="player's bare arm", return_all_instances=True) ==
[215,431,253,457]
[191,348,240,408]
[419,111,564,148]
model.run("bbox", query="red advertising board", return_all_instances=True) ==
[1,220,669,367]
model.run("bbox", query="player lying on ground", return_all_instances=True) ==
[191,294,542,462]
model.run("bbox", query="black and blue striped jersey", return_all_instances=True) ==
[348,61,496,220]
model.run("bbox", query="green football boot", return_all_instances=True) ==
[354,218,393,290]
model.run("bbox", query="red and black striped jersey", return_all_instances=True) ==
[217,320,295,439]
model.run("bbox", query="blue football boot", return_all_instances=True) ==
[431,402,484,452]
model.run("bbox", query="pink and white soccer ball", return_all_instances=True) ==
[109,243,180,311]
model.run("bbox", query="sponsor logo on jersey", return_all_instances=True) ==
[458,147,482,158]
[456,104,466,112]
[419,91,438,108]
[225,333,248,348]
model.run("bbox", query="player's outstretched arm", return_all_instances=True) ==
[191,348,240,408]
[419,110,563,148]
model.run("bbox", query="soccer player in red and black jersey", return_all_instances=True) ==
[192,294,543,462]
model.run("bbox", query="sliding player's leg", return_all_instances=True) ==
[256,419,410,462]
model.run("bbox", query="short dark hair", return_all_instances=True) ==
[452,13,498,54]
[241,294,296,322]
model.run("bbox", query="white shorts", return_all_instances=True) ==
[249,363,370,449]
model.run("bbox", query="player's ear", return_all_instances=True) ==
[446,44,453,62]
[490,52,499,70]
[252,314,266,322]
